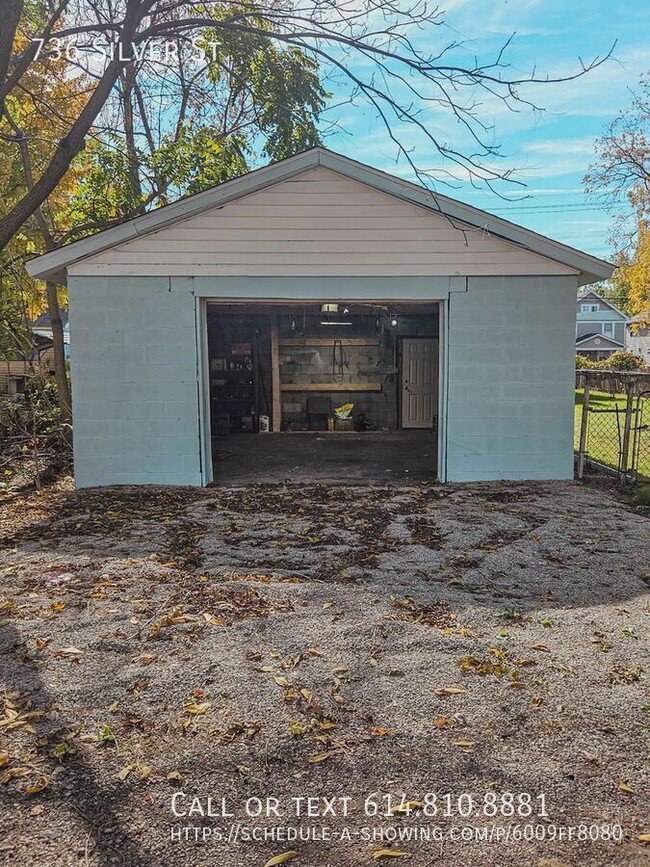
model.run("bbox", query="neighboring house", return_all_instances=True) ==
[626,312,650,366]
[32,309,71,358]
[0,331,54,396]
[575,289,628,360]
[26,147,613,487]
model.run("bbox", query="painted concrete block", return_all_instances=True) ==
[445,275,578,482]
[69,276,202,488]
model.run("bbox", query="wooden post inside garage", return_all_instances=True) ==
[270,314,282,431]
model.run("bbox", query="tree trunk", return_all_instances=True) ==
[0,1,24,91]
[0,0,143,252]
[45,281,72,429]
[122,66,145,211]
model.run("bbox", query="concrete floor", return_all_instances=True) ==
[211,430,437,484]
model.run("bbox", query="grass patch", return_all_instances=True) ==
[574,389,650,479]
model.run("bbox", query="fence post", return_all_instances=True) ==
[577,381,591,479]
[620,380,635,482]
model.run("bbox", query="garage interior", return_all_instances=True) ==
[205,301,440,483]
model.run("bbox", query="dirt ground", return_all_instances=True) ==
[0,478,648,867]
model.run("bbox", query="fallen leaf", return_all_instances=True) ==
[1,767,31,783]
[263,851,299,867]
[308,749,343,764]
[54,646,83,657]
[139,765,152,779]
[434,687,466,696]
[530,643,550,652]
[371,849,409,859]
[637,833,650,842]
[617,780,636,794]
[30,805,44,816]
[184,702,211,716]
[389,801,422,814]
[432,716,455,729]
[274,677,291,688]
[167,771,182,781]
[25,777,49,794]
[117,764,135,781]
[453,740,474,749]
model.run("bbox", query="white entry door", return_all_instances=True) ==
[401,337,438,429]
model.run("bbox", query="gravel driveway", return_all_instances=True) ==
[0,479,648,866]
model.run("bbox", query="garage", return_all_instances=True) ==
[206,301,439,483]
[25,147,613,488]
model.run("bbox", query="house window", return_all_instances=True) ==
[581,303,599,312]
[602,322,614,337]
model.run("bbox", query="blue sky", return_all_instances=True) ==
[321,0,650,260]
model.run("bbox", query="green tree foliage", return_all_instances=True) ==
[62,18,327,234]
[576,350,646,371]
[1,0,613,252]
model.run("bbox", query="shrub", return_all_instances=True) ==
[0,375,72,487]
[576,350,646,371]
[598,350,647,371]
[576,353,599,369]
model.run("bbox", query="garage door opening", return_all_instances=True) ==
[204,301,441,484]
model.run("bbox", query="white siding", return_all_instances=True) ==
[627,328,650,361]
[68,277,203,487]
[69,167,578,279]
[445,276,578,481]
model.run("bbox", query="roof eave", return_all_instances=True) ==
[316,151,614,283]
[25,146,615,284]
[576,334,625,348]
[25,149,324,281]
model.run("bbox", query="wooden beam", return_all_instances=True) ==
[280,382,382,392]
[270,314,281,431]
[279,338,380,347]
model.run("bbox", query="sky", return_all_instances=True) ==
[320,0,650,260]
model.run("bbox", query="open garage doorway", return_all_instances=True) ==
[204,301,441,484]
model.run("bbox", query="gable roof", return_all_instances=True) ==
[577,288,628,319]
[33,309,69,328]
[576,332,626,349]
[26,147,614,285]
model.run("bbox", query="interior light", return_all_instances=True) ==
[321,303,339,314]
[391,317,398,327]
[320,321,353,326]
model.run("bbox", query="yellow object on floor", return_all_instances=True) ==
[334,402,354,419]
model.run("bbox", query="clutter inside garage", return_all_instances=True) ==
[205,302,439,483]
[206,302,438,433]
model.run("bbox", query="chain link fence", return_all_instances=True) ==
[575,370,650,484]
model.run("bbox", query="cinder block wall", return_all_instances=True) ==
[279,312,438,430]
[445,275,579,481]
[279,337,398,429]
[68,277,202,487]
